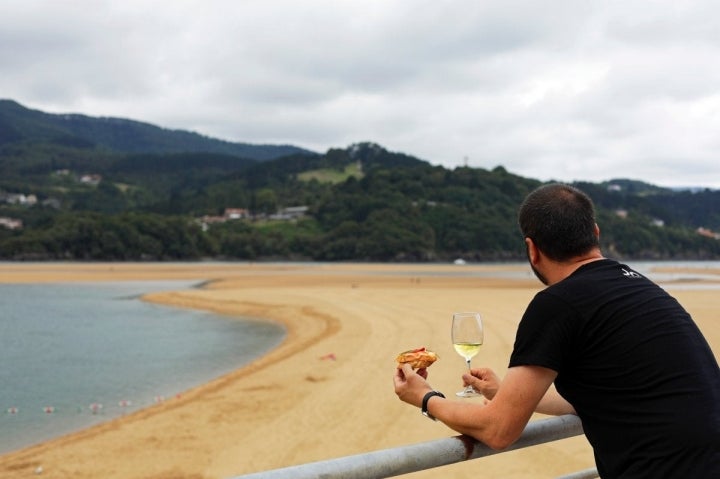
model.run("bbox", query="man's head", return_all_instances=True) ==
[518,183,600,263]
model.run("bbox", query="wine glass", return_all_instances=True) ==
[451,312,484,397]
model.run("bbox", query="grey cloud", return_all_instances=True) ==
[1,0,719,188]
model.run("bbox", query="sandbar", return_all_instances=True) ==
[0,262,717,479]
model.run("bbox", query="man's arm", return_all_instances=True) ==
[535,384,576,415]
[464,367,575,416]
[394,365,558,450]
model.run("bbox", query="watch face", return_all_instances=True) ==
[422,408,436,421]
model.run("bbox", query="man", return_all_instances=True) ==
[394,183,719,478]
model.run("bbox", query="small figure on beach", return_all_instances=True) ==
[394,183,720,478]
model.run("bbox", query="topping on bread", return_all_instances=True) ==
[396,347,438,369]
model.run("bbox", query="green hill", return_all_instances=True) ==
[0,101,718,261]
[0,99,314,159]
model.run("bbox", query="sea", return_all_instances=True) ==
[0,280,285,455]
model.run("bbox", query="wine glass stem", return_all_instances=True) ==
[465,359,476,393]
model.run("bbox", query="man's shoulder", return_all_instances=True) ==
[559,258,627,285]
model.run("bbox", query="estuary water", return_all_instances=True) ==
[0,281,285,454]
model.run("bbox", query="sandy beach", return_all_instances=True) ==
[0,262,717,479]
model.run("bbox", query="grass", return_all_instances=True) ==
[297,163,363,184]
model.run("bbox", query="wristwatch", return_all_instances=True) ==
[421,390,445,421]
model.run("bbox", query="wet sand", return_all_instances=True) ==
[0,262,717,479]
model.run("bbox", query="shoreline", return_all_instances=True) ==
[0,262,717,479]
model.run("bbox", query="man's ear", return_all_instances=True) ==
[525,237,540,265]
[594,223,600,238]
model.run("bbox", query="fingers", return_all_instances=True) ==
[393,368,405,390]
[394,364,434,407]
[393,363,414,388]
[469,367,494,379]
[462,367,500,400]
[462,372,479,387]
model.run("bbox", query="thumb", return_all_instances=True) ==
[401,363,415,377]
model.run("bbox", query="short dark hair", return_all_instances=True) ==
[518,183,599,261]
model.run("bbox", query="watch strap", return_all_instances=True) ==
[421,390,445,421]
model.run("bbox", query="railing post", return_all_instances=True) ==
[230,415,586,479]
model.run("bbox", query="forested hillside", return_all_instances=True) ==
[1,101,718,261]
[0,99,313,159]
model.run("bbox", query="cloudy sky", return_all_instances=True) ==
[2,1,719,188]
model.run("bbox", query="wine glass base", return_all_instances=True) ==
[456,389,482,398]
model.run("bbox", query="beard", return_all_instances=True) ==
[530,264,549,286]
[526,245,549,285]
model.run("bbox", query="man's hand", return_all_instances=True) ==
[393,363,432,408]
[462,367,500,400]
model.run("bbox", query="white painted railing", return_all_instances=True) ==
[230,414,597,479]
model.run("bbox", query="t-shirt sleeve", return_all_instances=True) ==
[509,291,577,373]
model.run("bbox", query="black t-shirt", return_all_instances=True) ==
[509,259,720,478]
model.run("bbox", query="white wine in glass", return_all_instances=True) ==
[451,312,484,397]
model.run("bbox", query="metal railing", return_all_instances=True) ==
[556,468,600,479]
[231,414,597,479]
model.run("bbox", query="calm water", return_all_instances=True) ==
[0,281,285,454]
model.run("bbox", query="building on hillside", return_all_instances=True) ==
[0,217,23,230]
[697,227,720,240]
[2,193,37,206]
[650,218,665,227]
[224,208,250,220]
[269,206,309,220]
[80,174,102,185]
